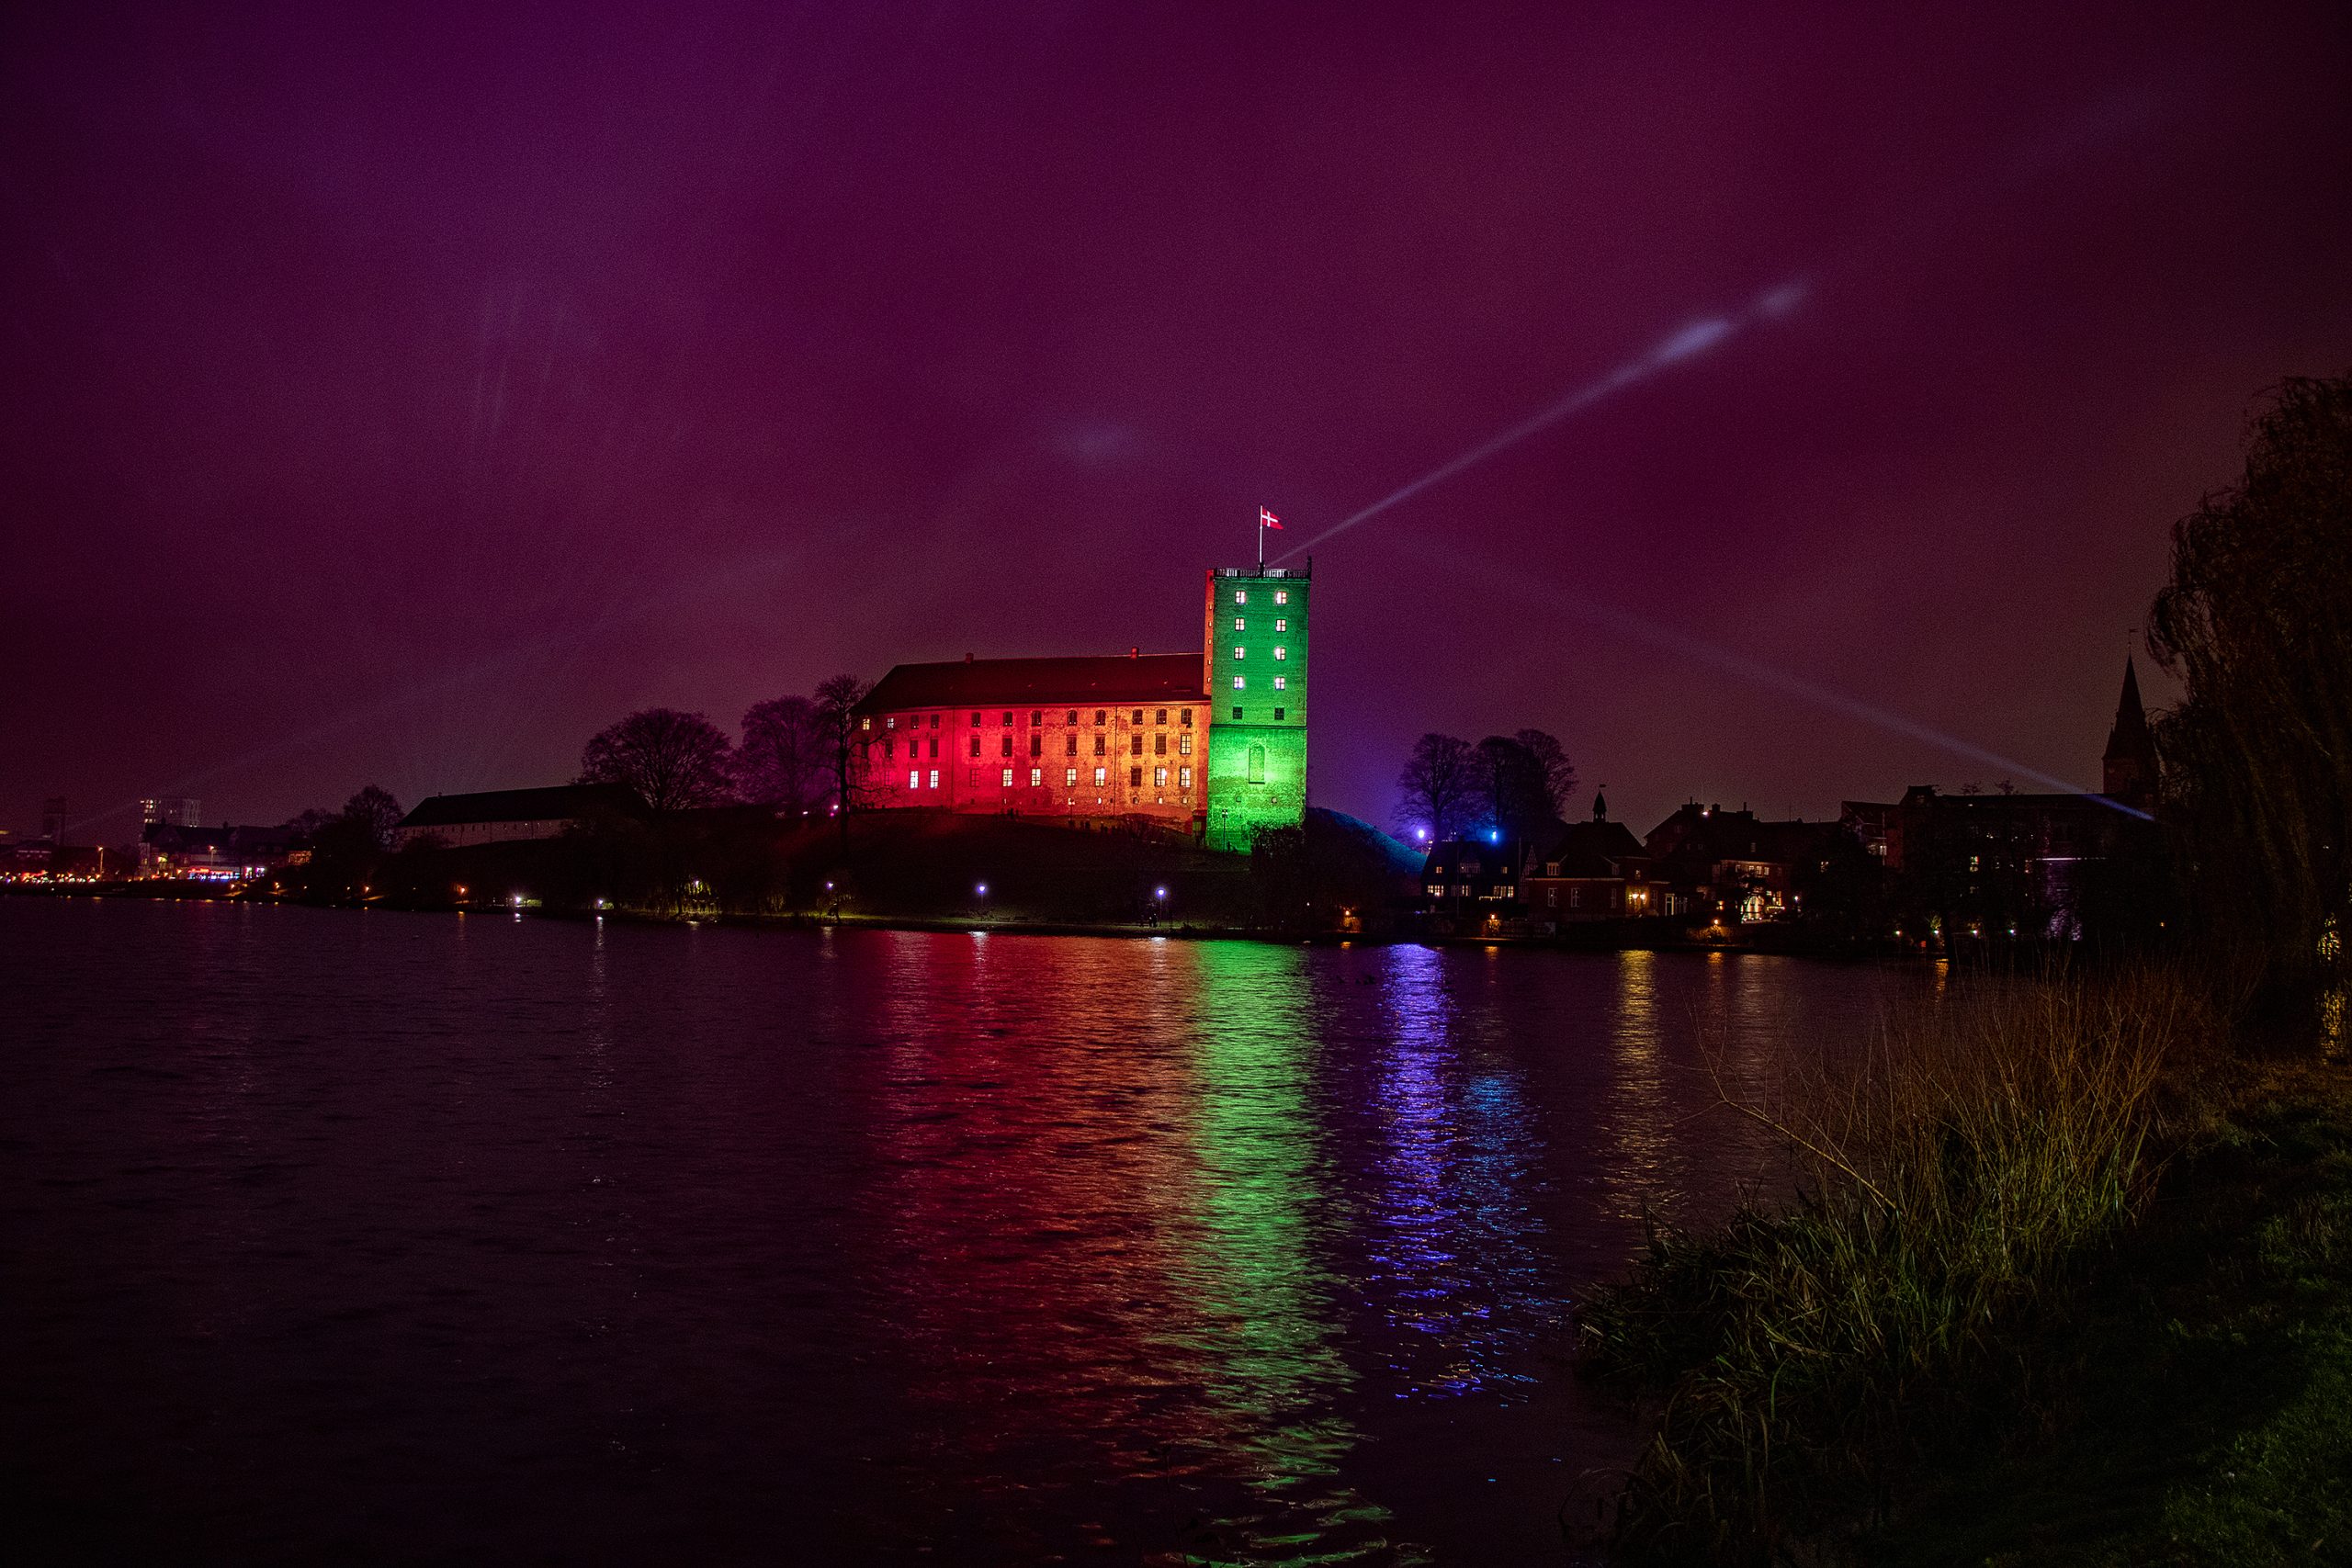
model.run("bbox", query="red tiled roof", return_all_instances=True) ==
[855,654,1206,712]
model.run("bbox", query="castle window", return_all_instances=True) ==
[1155,709,1167,725]
[927,770,939,789]
[1272,676,1286,690]
[1065,768,1078,786]
[1029,735,1041,757]
[1094,709,1106,725]
[1232,706,1243,719]
[1248,745,1265,784]
[908,770,919,790]
[1129,735,1143,756]
[1181,708,1193,727]
[1273,590,1288,604]
[1235,590,1247,604]
[1030,767,1043,786]
[1234,616,1245,631]
[1093,735,1106,757]
[1272,707,1284,720]
[1153,734,1166,756]
[1093,767,1107,787]
[1001,768,1013,787]
[1179,766,1192,788]
[1232,646,1245,659]
[1178,733,1192,755]
[1154,766,1168,787]
[1274,619,1286,632]
[1129,766,1143,788]
[969,736,980,758]
[1232,676,1245,690]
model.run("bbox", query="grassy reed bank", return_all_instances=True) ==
[1575,970,2282,1563]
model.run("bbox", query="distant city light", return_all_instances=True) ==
[1155,886,1167,899]
[976,882,988,897]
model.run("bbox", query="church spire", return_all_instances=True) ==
[2103,657,2156,805]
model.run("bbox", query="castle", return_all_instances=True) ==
[850,563,1310,852]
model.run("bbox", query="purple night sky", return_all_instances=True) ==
[5,2,2347,841]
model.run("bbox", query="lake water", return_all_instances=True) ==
[0,899,1908,1565]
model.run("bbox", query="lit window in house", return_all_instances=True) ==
[928,770,939,789]
[1154,766,1168,787]
[1178,765,1192,788]
[1248,745,1265,784]
[1430,883,1446,897]
[1272,676,1286,689]
[886,716,897,729]
[1029,767,1043,786]
[1065,767,1078,786]
[1001,768,1013,786]
[1272,647,1286,660]
[1128,766,1143,788]
[860,716,871,730]
[1232,676,1245,689]
[1273,589,1288,604]
[1092,767,1107,787]
[1178,733,1192,754]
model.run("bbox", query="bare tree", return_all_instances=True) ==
[1513,728,1579,819]
[736,695,824,816]
[1396,733,1476,842]
[580,709,736,814]
[811,673,875,834]
[342,785,406,851]
[2150,374,2352,1042]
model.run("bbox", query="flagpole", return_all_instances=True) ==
[1257,508,1263,571]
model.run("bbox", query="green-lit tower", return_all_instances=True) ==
[1202,562,1309,852]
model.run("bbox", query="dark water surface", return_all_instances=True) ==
[0,900,1906,1565]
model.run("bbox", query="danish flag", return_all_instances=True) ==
[1259,507,1283,530]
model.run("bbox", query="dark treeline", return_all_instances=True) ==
[1394,728,1577,841]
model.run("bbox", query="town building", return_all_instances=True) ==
[851,562,1310,850]
[1418,835,1531,931]
[1521,795,1661,922]
[140,822,300,880]
[141,796,203,828]
[393,784,645,849]
[1642,803,1858,925]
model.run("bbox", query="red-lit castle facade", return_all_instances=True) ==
[850,561,1310,840]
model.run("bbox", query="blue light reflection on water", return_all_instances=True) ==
[0,901,1908,1566]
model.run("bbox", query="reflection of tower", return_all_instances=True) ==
[40,797,67,844]
[2102,658,2157,807]
[1202,562,1310,853]
[141,796,202,829]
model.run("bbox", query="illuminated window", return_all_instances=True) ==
[1092,767,1107,787]
[1129,766,1143,788]
[928,770,939,789]
[1272,676,1286,690]
[1154,766,1168,787]
[1234,589,1247,604]
[1248,745,1265,784]
[1065,767,1078,785]
[1232,646,1245,659]
[886,716,897,729]
[1274,618,1286,632]
[1155,708,1167,725]
[908,770,919,789]
[1001,768,1013,786]
[1273,590,1288,604]
[860,716,871,730]
[1178,733,1192,755]
[1179,765,1192,788]
[1272,647,1285,660]
[1430,884,1445,897]
[1234,616,1245,630]
[1029,767,1043,786]
[1232,676,1245,689]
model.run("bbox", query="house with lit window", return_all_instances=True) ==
[1520,798,1657,924]
[1416,836,1530,931]
[851,562,1310,847]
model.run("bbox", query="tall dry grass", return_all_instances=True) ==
[1579,969,2211,1562]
